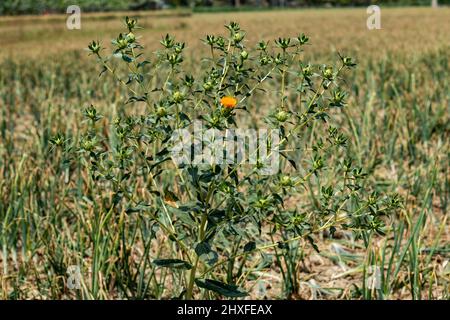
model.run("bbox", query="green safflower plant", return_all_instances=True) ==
[55,17,401,299]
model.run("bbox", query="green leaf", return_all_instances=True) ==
[307,235,320,253]
[195,242,218,265]
[280,152,297,170]
[195,279,248,298]
[126,95,147,104]
[195,242,211,256]
[137,60,151,69]
[243,241,256,252]
[121,54,133,63]
[153,259,192,270]
[173,204,200,227]
[125,202,150,213]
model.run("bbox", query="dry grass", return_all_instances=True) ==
[1,8,449,61]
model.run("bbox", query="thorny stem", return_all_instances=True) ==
[218,40,232,92]
[185,180,217,299]
[186,210,208,299]
[96,52,139,96]
[280,48,287,110]
[239,65,277,104]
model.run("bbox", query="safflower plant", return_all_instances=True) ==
[54,17,401,299]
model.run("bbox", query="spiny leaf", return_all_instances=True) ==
[195,279,248,298]
[153,259,192,270]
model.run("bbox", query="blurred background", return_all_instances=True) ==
[1,0,449,15]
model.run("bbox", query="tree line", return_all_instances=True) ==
[0,0,445,15]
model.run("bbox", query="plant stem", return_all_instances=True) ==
[186,211,208,299]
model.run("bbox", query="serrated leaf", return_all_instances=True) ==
[195,279,248,298]
[153,259,192,270]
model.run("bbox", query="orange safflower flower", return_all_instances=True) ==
[220,96,237,109]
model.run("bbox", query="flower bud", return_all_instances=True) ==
[203,81,213,92]
[323,67,334,80]
[342,56,356,67]
[275,110,289,122]
[280,175,293,187]
[233,32,243,43]
[126,32,136,43]
[156,107,167,117]
[126,16,137,32]
[297,33,309,45]
[172,91,184,104]
[88,40,101,54]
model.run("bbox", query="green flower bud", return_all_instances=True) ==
[211,116,220,126]
[342,56,356,67]
[233,32,243,43]
[203,81,213,92]
[323,67,334,80]
[172,91,184,104]
[125,16,137,32]
[280,175,293,187]
[126,32,136,43]
[50,133,65,147]
[156,107,167,117]
[302,65,312,77]
[81,137,96,152]
[88,40,101,54]
[117,36,128,50]
[297,33,309,45]
[275,110,289,122]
